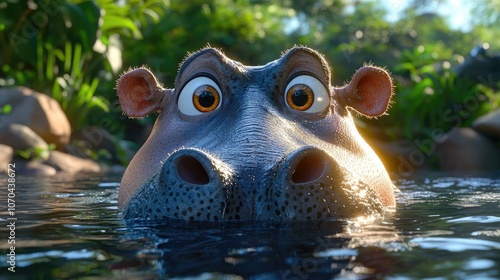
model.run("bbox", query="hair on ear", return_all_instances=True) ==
[117,67,168,118]
[337,65,394,118]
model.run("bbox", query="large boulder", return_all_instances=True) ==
[0,87,71,148]
[15,160,57,176]
[454,44,500,86]
[0,123,50,160]
[45,150,102,173]
[368,139,431,177]
[0,144,14,174]
[472,110,500,139]
[436,128,500,172]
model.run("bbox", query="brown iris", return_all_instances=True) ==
[192,85,220,112]
[286,84,314,111]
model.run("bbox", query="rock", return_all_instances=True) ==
[368,139,432,177]
[455,44,500,85]
[69,126,135,164]
[0,123,50,160]
[45,150,102,173]
[0,144,14,173]
[472,110,500,139]
[436,128,500,172]
[0,86,71,148]
[15,160,57,176]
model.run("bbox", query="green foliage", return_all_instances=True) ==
[0,0,166,126]
[477,82,500,111]
[0,1,100,74]
[0,0,166,137]
[122,0,294,84]
[16,143,56,160]
[92,0,167,40]
[471,0,500,29]
[49,42,110,130]
[71,139,113,162]
[378,45,499,140]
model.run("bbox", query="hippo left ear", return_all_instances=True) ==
[337,66,393,117]
[117,67,171,118]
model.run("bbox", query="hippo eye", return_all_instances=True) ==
[178,76,222,115]
[193,85,220,112]
[284,75,329,113]
[286,84,314,111]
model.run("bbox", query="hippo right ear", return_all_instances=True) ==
[117,68,172,118]
[337,66,393,117]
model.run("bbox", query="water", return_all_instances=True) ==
[0,172,499,279]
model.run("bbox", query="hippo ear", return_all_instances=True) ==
[117,68,171,118]
[337,66,393,117]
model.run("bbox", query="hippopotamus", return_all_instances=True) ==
[117,46,396,223]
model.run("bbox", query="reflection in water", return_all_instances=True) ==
[116,219,402,279]
[0,172,498,279]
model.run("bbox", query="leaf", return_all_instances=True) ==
[71,43,83,82]
[1,104,12,115]
[36,34,43,82]
[89,96,110,113]
[64,41,72,73]
[60,1,101,53]
[101,15,143,39]
[393,62,416,74]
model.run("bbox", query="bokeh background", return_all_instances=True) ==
[1,0,499,173]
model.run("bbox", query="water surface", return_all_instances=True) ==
[0,172,499,279]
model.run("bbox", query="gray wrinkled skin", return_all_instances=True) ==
[118,47,395,224]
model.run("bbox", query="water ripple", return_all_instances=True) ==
[447,216,500,224]
[410,237,500,252]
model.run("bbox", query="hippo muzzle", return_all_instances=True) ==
[124,145,385,222]
[118,47,396,224]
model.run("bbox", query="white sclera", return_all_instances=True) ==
[178,76,222,116]
[284,75,329,113]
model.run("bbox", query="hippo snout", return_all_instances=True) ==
[123,147,382,223]
[167,147,346,222]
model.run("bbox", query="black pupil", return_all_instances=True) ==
[291,89,309,107]
[198,91,215,108]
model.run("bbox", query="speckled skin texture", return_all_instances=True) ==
[117,47,396,223]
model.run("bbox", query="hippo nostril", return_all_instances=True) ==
[291,152,326,184]
[176,155,210,185]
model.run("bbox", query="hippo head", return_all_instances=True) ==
[117,47,396,223]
